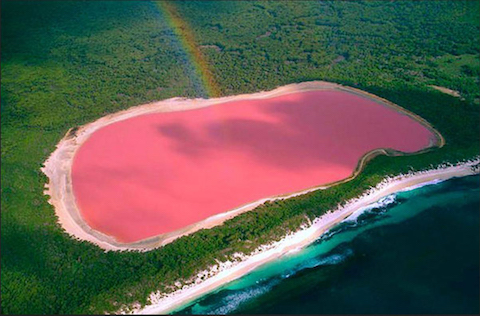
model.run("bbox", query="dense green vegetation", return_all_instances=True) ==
[176,0,480,103]
[1,1,479,314]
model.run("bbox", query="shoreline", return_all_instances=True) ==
[126,159,479,315]
[41,80,444,251]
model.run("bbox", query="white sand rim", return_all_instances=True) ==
[41,81,445,251]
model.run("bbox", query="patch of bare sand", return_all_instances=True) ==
[430,85,461,98]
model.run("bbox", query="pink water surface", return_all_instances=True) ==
[71,90,435,243]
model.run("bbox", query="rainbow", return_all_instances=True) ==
[155,1,221,98]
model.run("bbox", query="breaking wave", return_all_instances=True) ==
[346,194,397,223]
[398,179,445,193]
[193,282,278,315]
[185,247,354,315]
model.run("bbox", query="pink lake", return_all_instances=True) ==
[71,90,435,243]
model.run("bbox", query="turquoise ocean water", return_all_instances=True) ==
[174,174,479,314]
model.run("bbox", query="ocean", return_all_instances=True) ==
[173,174,479,314]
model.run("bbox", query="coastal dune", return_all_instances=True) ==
[41,81,443,250]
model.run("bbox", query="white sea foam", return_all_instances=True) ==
[316,249,353,266]
[346,196,395,221]
[201,281,278,315]
[299,249,353,270]
[345,194,397,222]
[198,246,354,314]
[397,178,445,192]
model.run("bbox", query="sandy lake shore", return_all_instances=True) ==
[41,80,444,251]
[124,158,479,315]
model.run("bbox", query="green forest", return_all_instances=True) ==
[1,1,479,314]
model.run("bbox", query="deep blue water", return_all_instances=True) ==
[174,175,480,314]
